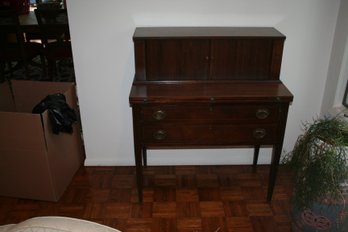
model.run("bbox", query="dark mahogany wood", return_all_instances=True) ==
[130,82,292,103]
[145,39,210,80]
[129,27,293,203]
[133,27,285,81]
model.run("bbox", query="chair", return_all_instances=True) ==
[0,6,45,82]
[34,8,72,80]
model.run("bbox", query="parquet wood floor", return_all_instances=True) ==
[0,165,294,232]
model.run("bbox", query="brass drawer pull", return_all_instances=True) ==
[256,108,270,119]
[253,128,266,139]
[153,130,167,140]
[153,110,166,120]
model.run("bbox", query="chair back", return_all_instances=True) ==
[34,8,70,46]
[0,6,26,59]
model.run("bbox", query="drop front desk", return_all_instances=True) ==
[129,27,293,202]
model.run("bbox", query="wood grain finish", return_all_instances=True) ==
[141,103,279,122]
[133,27,285,81]
[209,39,274,80]
[129,82,292,103]
[130,27,293,203]
[133,27,285,38]
[145,39,210,81]
[0,165,294,232]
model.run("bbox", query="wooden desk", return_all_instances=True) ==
[129,27,294,203]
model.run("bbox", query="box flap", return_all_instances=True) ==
[41,84,83,200]
[42,110,84,200]
[0,112,47,150]
[0,111,56,201]
[0,148,56,201]
[11,80,75,113]
[0,81,15,112]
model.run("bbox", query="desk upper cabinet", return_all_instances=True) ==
[133,27,285,81]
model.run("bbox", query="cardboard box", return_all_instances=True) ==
[0,80,84,201]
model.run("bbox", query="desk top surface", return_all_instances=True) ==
[130,81,293,104]
[133,27,286,40]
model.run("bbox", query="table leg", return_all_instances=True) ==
[134,144,143,203]
[267,144,281,202]
[142,147,147,166]
[253,145,260,172]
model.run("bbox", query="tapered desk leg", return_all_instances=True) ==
[253,145,260,172]
[267,144,282,202]
[142,147,147,166]
[134,145,143,203]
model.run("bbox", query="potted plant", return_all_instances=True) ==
[282,114,348,232]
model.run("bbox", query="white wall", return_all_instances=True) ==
[66,0,341,166]
[321,0,348,113]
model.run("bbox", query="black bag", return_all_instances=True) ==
[32,93,77,134]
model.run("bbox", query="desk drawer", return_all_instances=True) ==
[142,124,277,145]
[141,104,278,123]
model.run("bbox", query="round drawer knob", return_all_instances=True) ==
[253,128,266,139]
[153,110,166,120]
[153,130,167,140]
[256,108,270,119]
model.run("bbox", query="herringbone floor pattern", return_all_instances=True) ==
[0,165,294,232]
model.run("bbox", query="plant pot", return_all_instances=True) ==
[292,199,348,232]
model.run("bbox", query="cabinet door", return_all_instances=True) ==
[145,39,210,81]
[210,39,274,80]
